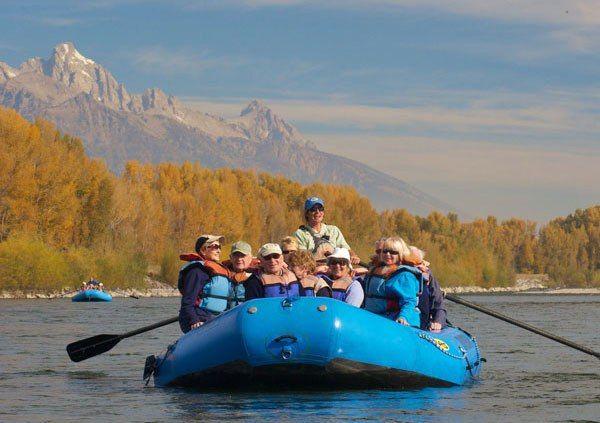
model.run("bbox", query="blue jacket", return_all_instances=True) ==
[178,267,217,333]
[385,269,421,327]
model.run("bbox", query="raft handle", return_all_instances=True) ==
[273,334,298,343]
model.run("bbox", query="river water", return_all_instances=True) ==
[0,295,598,422]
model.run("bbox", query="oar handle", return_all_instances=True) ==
[445,293,600,359]
[121,316,179,339]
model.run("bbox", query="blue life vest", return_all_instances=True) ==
[363,265,423,315]
[320,274,353,302]
[299,275,329,297]
[260,269,301,298]
[229,281,246,309]
[178,261,233,314]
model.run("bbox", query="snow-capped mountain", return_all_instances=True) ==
[0,42,455,215]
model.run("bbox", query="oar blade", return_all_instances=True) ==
[66,334,121,362]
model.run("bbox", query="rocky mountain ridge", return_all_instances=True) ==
[0,42,455,215]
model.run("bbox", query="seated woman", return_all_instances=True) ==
[280,236,299,265]
[244,243,301,299]
[286,250,331,297]
[405,246,447,331]
[178,234,234,333]
[319,248,364,307]
[363,237,421,326]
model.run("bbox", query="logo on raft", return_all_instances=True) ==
[432,338,450,352]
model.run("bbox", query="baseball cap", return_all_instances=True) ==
[327,247,353,269]
[195,234,224,253]
[304,196,324,211]
[258,243,283,258]
[231,241,252,256]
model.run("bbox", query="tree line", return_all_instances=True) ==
[0,107,598,292]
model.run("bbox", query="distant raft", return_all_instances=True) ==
[71,289,112,302]
[147,297,483,389]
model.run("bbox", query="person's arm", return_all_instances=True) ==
[180,268,214,329]
[344,280,364,307]
[331,226,351,250]
[244,275,264,300]
[428,273,447,329]
[386,272,419,325]
[316,287,332,297]
[330,226,360,264]
[293,228,312,250]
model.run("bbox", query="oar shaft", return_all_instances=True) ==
[445,294,600,359]
[121,316,179,339]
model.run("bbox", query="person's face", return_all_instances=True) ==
[378,248,400,266]
[282,247,297,262]
[290,265,308,279]
[201,242,221,261]
[260,253,284,274]
[306,204,324,226]
[230,251,252,272]
[328,258,350,279]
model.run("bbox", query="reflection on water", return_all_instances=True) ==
[0,296,599,422]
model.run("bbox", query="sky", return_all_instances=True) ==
[1,0,599,222]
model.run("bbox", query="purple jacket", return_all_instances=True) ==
[418,271,447,330]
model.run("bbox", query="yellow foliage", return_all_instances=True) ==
[1,107,599,289]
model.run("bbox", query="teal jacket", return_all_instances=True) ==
[385,270,421,327]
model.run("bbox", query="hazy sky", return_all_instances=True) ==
[1,0,599,221]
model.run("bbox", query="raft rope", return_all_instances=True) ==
[418,332,466,359]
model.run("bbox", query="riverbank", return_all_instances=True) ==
[2,281,599,299]
[0,278,179,299]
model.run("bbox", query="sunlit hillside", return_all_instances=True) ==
[1,107,598,292]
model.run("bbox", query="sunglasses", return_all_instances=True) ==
[308,205,324,212]
[282,250,295,255]
[205,244,221,250]
[263,253,281,261]
[381,249,399,255]
[328,258,348,267]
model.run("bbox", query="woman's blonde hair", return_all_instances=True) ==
[286,250,316,273]
[381,236,410,263]
[280,236,298,252]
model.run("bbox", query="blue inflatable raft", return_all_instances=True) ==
[71,289,112,302]
[148,297,483,389]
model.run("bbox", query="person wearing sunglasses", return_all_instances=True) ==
[244,243,301,300]
[319,248,365,307]
[293,196,361,265]
[178,234,238,333]
[363,237,422,327]
[221,241,260,308]
[279,236,299,264]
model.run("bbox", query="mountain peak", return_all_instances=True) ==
[50,42,95,68]
[241,99,270,117]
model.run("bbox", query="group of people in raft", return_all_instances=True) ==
[178,196,447,334]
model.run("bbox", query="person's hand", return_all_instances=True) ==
[350,255,361,265]
[315,264,329,274]
[396,317,408,326]
[429,322,442,331]
[190,322,204,330]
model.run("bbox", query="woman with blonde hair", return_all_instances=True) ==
[363,236,422,326]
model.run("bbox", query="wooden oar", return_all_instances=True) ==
[445,293,600,359]
[66,316,178,362]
